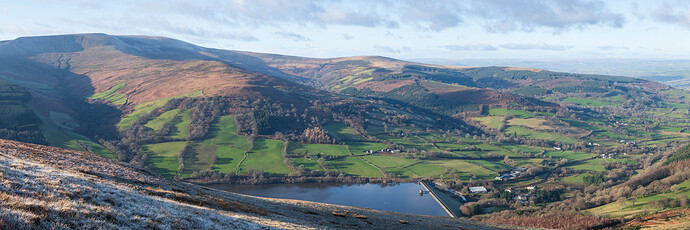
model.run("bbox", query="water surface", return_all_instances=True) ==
[210,182,450,217]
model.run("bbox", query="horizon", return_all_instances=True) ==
[3,1,690,60]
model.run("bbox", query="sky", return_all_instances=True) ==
[2,0,690,60]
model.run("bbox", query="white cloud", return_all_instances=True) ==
[651,2,690,29]
[598,46,630,50]
[500,43,573,50]
[443,43,498,51]
[373,45,411,53]
[274,32,310,42]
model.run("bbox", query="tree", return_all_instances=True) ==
[503,155,513,166]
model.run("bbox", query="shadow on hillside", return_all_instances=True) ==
[23,57,122,142]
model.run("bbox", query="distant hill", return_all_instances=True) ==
[414,58,690,89]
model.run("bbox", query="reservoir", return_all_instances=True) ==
[210,182,451,217]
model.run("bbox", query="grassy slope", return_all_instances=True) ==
[287,142,350,156]
[362,155,416,168]
[144,141,187,177]
[325,123,362,140]
[180,140,218,177]
[292,158,325,172]
[346,141,388,155]
[87,82,127,105]
[427,159,498,179]
[588,180,690,218]
[145,109,179,131]
[170,110,192,139]
[326,157,383,177]
[239,138,291,175]
[40,116,116,159]
[407,162,446,177]
[118,90,202,129]
[209,115,251,173]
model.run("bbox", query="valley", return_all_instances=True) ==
[1,34,690,229]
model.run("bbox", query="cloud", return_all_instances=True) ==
[373,44,411,53]
[466,0,625,33]
[651,3,690,29]
[400,0,463,31]
[443,43,498,51]
[598,45,629,50]
[140,0,397,29]
[126,0,624,34]
[499,43,573,50]
[274,32,310,42]
[343,33,353,40]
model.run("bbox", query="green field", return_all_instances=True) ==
[169,110,191,139]
[214,145,246,173]
[346,141,388,155]
[473,116,504,129]
[287,142,350,156]
[87,82,127,105]
[239,138,292,175]
[428,159,498,179]
[587,180,690,218]
[566,157,634,172]
[375,134,435,151]
[118,90,202,129]
[362,155,417,168]
[568,163,607,172]
[144,141,186,177]
[587,158,636,165]
[207,115,250,173]
[406,162,446,177]
[505,126,578,144]
[488,108,531,118]
[467,159,510,172]
[499,144,544,155]
[181,140,217,177]
[325,157,383,177]
[512,158,545,167]
[384,167,417,178]
[435,142,471,151]
[563,97,616,107]
[545,151,596,161]
[560,174,588,184]
[292,158,325,172]
[72,140,116,160]
[145,109,179,131]
[325,123,362,140]
[40,119,116,159]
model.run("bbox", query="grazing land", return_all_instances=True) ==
[144,141,187,177]
[239,138,292,175]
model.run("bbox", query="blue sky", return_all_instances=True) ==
[2,0,690,59]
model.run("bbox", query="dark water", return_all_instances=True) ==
[210,182,450,217]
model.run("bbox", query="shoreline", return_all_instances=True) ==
[420,181,458,218]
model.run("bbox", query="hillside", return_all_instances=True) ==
[2,34,690,229]
[0,139,510,229]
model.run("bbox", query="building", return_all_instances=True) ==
[515,194,534,202]
[469,186,487,193]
